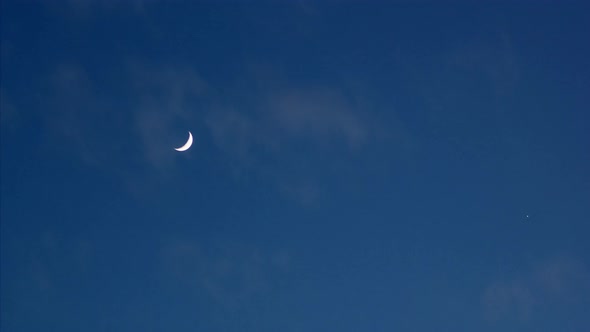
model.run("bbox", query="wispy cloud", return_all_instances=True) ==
[267,87,368,149]
[159,238,290,310]
[206,108,259,165]
[206,84,369,155]
[42,62,207,172]
[44,64,120,168]
[481,256,590,323]
[3,230,95,309]
[38,60,401,203]
[129,63,207,171]
[204,78,374,204]
[482,278,535,322]
[397,32,522,158]
[444,34,520,98]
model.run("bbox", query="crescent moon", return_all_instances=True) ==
[174,131,193,152]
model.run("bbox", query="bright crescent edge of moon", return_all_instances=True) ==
[174,131,193,152]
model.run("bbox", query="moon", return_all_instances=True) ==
[174,131,193,152]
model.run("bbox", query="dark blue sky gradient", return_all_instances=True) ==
[2,2,589,331]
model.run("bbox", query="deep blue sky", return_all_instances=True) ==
[2,2,589,331]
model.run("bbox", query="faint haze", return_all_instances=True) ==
[1,2,589,332]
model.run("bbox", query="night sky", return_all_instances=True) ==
[2,2,589,331]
